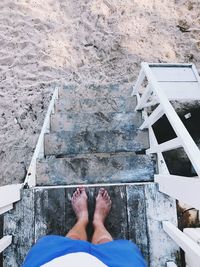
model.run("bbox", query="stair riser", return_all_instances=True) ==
[37,154,155,185]
[59,84,133,99]
[55,97,137,113]
[44,130,149,156]
[50,112,142,132]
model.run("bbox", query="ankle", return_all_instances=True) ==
[93,219,104,228]
[77,217,89,226]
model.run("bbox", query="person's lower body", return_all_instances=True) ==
[66,187,113,244]
[22,187,147,267]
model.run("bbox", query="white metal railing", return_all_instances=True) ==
[133,62,200,266]
[167,262,178,267]
[0,86,59,257]
[24,86,59,188]
[184,228,200,266]
[0,184,22,253]
[163,222,200,263]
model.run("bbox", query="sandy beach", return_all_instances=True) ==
[0,0,200,186]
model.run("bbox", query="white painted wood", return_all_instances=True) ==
[191,64,200,85]
[135,84,152,110]
[0,236,12,253]
[0,184,21,215]
[159,82,200,100]
[139,104,164,130]
[148,63,193,67]
[142,99,158,108]
[136,92,140,104]
[184,227,200,266]
[0,203,13,215]
[184,229,200,267]
[151,66,197,82]
[35,181,154,190]
[157,152,170,175]
[148,127,169,174]
[155,174,200,210]
[24,87,59,188]
[184,228,200,244]
[131,68,145,96]
[146,137,181,154]
[166,262,177,267]
[142,62,200,177]
[163,221,200,264]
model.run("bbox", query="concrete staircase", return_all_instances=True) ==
[3,83,179,267]
[36,84,153,185]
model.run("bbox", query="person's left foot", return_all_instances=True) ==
[71,187,89,225]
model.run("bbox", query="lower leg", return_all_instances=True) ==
[66,187,88,241]
[92,188,113,244]
[92,222,113,244]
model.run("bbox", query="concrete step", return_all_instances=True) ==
[4,184,179,267]
[59,83,133,99]
[44,129,149,156]
[55,96,136,113]
[50,112,142,132]
[36,153,155,185]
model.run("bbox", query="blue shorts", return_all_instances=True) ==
[23,235,147,267]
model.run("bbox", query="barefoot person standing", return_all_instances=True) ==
[23,188,147,267]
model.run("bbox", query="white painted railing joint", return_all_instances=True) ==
[0,184,22,215]
[0,236,12,253]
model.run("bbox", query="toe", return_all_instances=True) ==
[103,190,108,198]
[77,188,81,195]
[99,188,105,196]
[73,189,79,198]
[79,187,85,192]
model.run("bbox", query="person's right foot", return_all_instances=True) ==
[71,187,89,225]
[93,188,112,226]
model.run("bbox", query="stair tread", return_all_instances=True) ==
[55,96,136,113]
[59,83,133,99]
[44,129,149,156]
[50,111,142,132]
[36,153,155,185]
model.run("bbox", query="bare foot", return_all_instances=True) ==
[93,188,112,226]
[72,187,88,224]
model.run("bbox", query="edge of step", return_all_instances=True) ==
[36,152,156,186]
[54,96,137,113]
[44,128,149,156]
[50,111,142,132]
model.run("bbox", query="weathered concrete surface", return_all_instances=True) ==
[3,190,35,267]
[0,215,3,267]
[144,183,180,266]
[36,153,155,185]
[3,184,179,267]
[55,96,136,113]
[34,188,67,241]
[59,83,133,99]
[50,111,142,132]
[44,129,149,156]
[126,184,150,263]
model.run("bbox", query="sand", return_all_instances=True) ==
[0,0,200,185]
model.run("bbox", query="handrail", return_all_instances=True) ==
[0,184,21,254]
[0,87,59,258]
[24,86,59,188]
[141,62,200,177]
[133,62,200,266]
[133,62,200,196]
[155,174,200,210]
[163,221,200,262]
[0,184,21,215]
[0,236,12,254]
